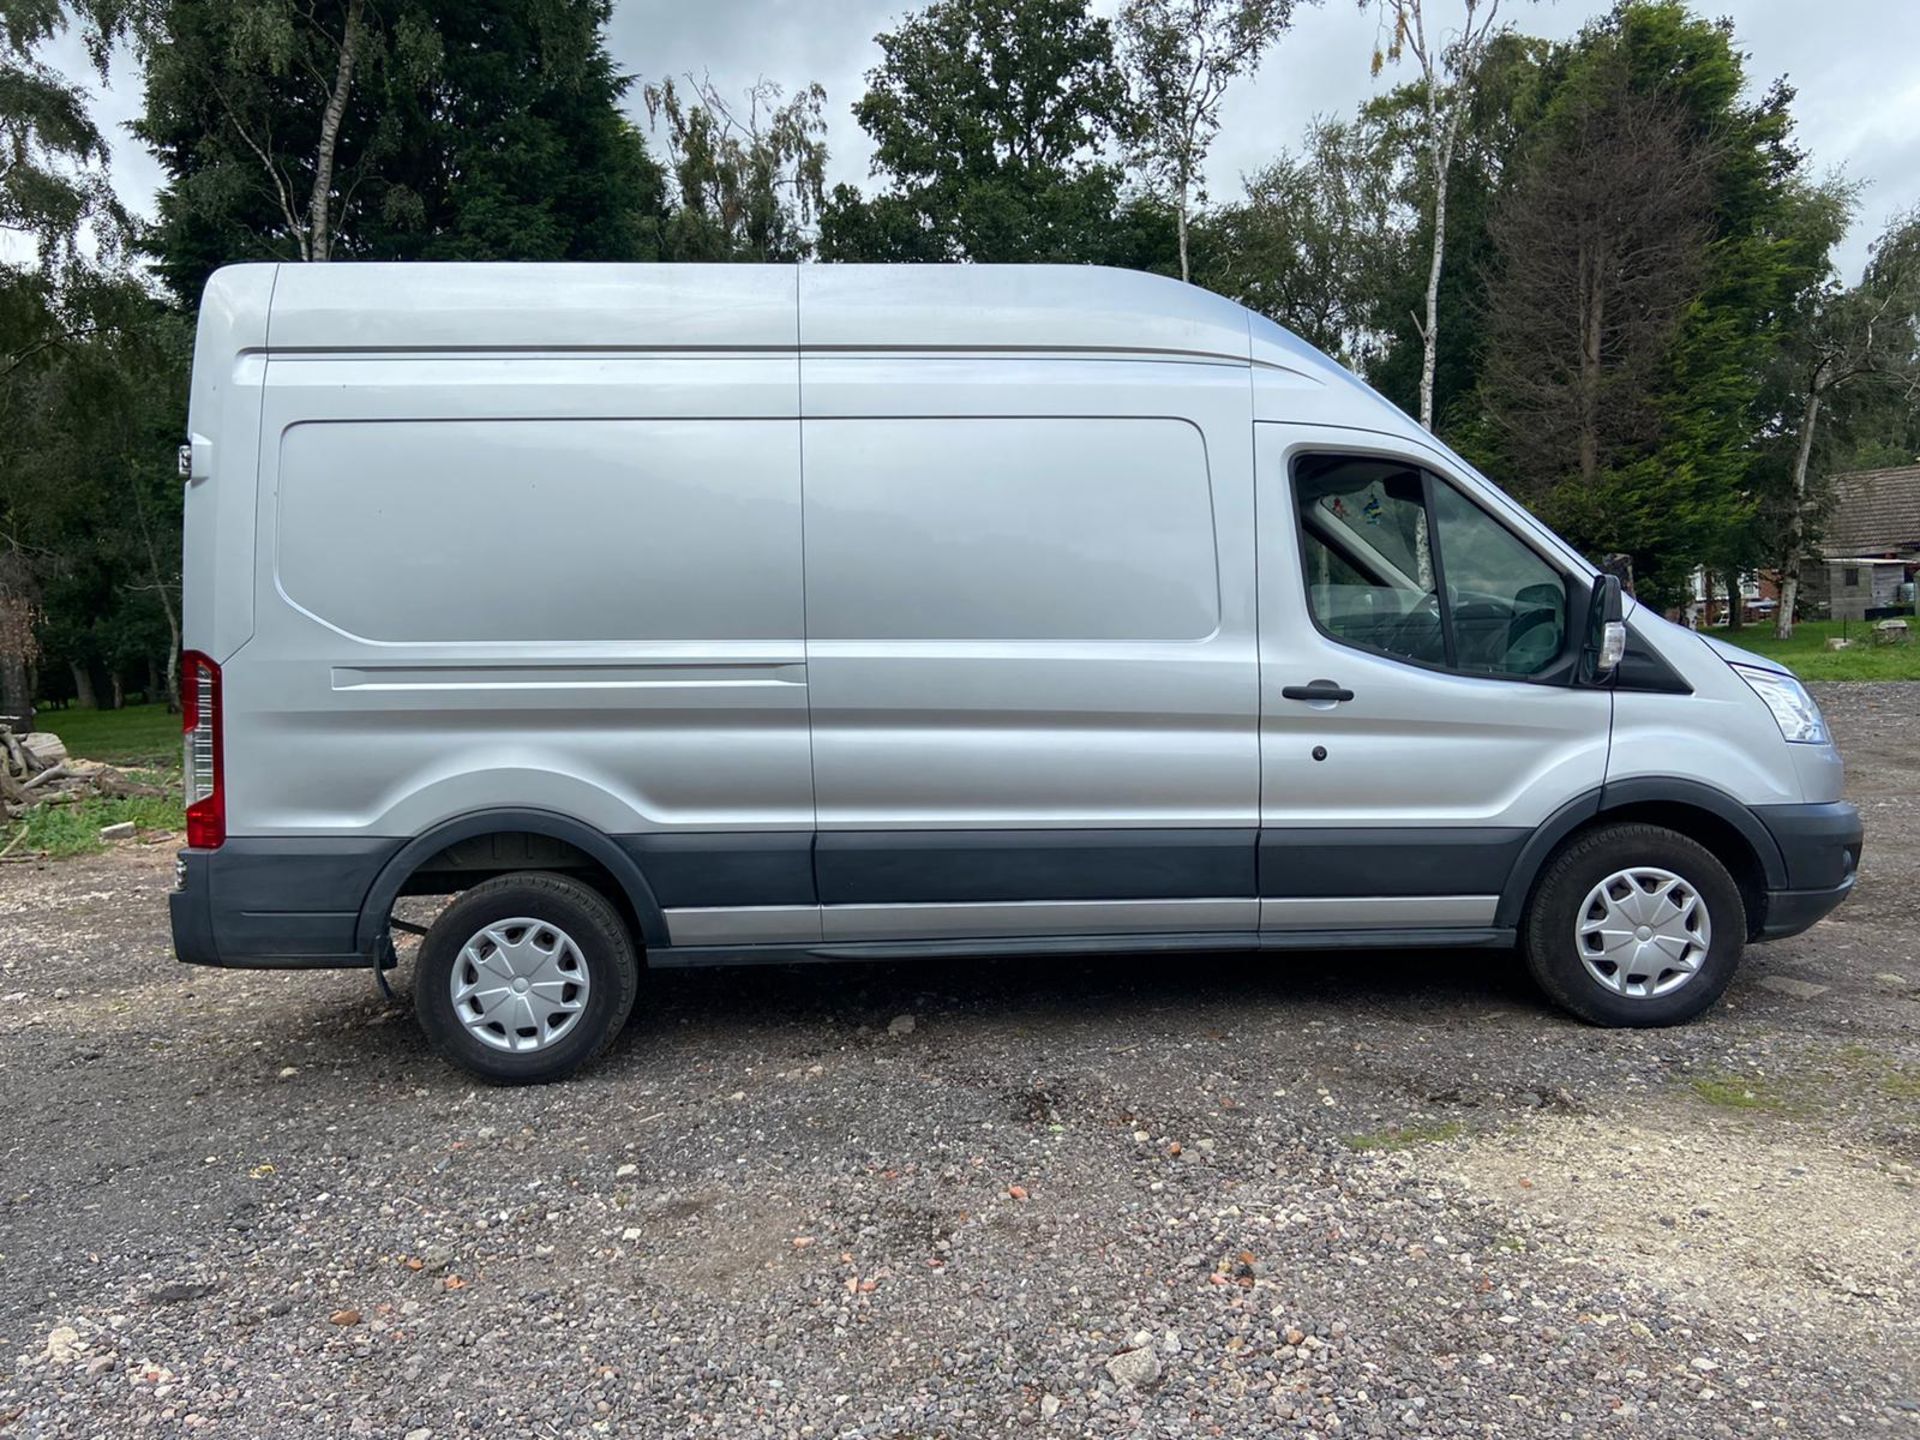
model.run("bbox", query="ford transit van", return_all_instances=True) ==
[168,263,1862,1082]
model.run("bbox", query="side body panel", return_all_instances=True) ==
[1610,609,1840,807]
[796,354,1262,941]
[227,351,813,847]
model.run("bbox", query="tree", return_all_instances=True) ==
[1461,2,1831,606]
[377,1,665,265]
[1358,29,1542,428]
[821,0,1129,263]
[0,0,138,724]
[1771,204,1920,637]
[131,0,667,301]
[644,75,828,261]
[0,1,129,267]
[1192,115,1404,365]
[117,0,406,290]
[1118,0,1305,283]
[1361,0,1510,431]
[0,268,185,714]
[1478,84,1717,507]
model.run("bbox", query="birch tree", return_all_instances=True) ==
[644,75,829,261]
[1119,0,1304,283]
[1363,0,1508,430]
[133,0,664,301]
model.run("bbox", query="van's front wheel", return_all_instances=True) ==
[1522,823,1745,1027]
[413,871,639,1083]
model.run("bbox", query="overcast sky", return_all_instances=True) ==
[52,0,1920,281]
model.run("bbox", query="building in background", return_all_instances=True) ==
[1804,465,1920,620]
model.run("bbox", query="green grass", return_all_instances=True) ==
[1706,618,1920,681]
[3,791,184,859]
[26,701,181,766]
[1688,1074,1789,1111]
[1340,1120,1466,1152]
[6,705,183,857]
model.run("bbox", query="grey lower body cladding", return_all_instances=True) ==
[169,800,1861,969]
[170,839,395,969]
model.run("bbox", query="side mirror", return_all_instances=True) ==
[1585,572,1626,681]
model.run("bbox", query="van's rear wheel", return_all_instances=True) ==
[1522,823,1745,1027]
[413,871,638,1083]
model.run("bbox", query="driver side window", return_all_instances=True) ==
[1293,454,1567,679]
[1295,459,1446,667]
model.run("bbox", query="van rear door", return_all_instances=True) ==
[182,265,277,666]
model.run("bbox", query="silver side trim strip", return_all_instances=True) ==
[669,897,1501,947]
[822,898,1255,942]
[664,905,823,945]
[333,660,805,691]
[1259,895,1498,930]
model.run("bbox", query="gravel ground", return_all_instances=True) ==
[1,682,1916,1439]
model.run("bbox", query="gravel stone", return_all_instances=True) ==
[1105,1347,1163,1388]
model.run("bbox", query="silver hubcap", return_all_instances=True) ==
[1576,866,1712,999]
[449,918,591,1053]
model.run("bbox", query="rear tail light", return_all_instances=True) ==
[181,650,224,849]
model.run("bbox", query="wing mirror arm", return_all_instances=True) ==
[1584,572,1626,683]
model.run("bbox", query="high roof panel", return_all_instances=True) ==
[242,258,1430,376]
[261,262,799,351]
[248,261,1279,362]
[798,264,1252,360]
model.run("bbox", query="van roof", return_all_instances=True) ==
[223,260,1321,372]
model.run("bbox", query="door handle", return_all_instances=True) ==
[1281,681,1354,703]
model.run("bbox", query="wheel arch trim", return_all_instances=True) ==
[352,808,670,956]
[1494,778,1787,929]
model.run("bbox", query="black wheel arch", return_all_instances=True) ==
[1496,778,1786,934]
[352,808,669,958]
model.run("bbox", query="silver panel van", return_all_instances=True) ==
[169,263,1862,1082]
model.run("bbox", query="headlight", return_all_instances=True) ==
[1731,664,1828,744]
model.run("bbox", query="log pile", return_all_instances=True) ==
[1,726,166,825]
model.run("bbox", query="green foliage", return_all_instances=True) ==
[1362,31,1547,426]
[1687,1073,1789,1111]
[1341,1120,1466,1150]
[1117,0,1304,278]
[644,75,829,261]
[132,0,669,300]
[1754,201,1920,618]
[1191,115,1405,368]
[0,7,179,723]
[1465,1,1832,607]
[4,789,183,858]
[0,0,128,265]
[822,0,1132,263]
[4,274,187,686]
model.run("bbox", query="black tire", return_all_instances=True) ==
[1522,822,1745,1028]
[413,871,639,1083]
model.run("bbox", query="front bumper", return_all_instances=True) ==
[1752,800,1863,941]
[169,839,398,969]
